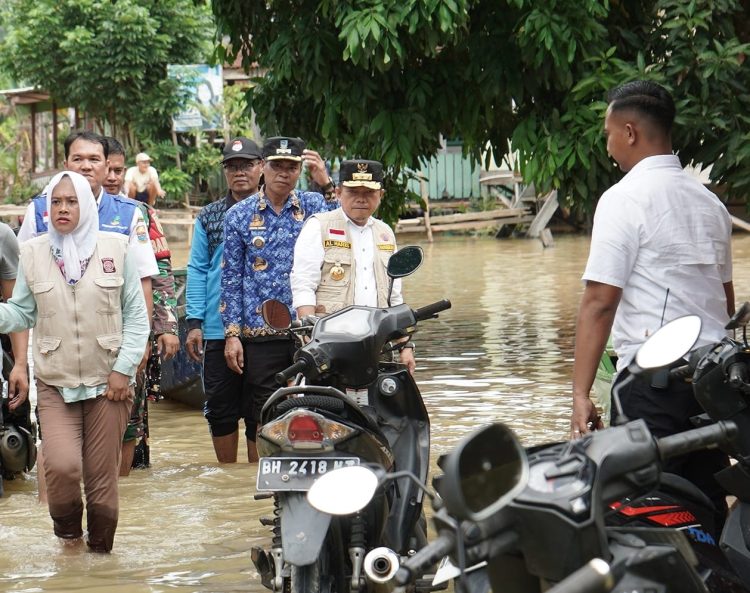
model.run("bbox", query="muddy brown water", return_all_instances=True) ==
[3,234,750,592]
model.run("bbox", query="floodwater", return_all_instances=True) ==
[3,233,750,592]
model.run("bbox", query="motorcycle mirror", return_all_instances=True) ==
[631,314,702,374]
[260,299,293,331]
[387,246,424,279]
[726,301,750,331]
[439,423,529,522]
[307,466,380,515]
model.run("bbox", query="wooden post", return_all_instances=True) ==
[420,178,433,243]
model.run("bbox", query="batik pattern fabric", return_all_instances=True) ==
[221,190,337,338]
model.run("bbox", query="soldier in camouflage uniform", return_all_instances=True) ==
[103,138,179,476]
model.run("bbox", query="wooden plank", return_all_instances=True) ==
[428,207,528,225]
[397,216,535,233]
[731,215,750,232]
[526,190,559,238]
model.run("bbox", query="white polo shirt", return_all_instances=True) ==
[583,154,732,370]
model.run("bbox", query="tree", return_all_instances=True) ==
[0,0,215,150]
[212,0,750,221]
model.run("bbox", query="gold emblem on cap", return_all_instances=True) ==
[253,257,268,272]
[252,236,266,248]
[330,264,345,281]
[357,163,368,172]
[352,172,373,181]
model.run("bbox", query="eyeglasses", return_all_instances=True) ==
[224,160,261,173]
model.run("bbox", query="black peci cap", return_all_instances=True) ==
[339,159,384,190]
[262,136,305,161]
[222,137,262,164]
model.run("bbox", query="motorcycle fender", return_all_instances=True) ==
[279,492,332,566]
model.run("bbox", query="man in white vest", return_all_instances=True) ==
[291,159,416,374]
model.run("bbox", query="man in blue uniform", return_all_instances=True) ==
[221,136,337,461]
[186,137,264,463]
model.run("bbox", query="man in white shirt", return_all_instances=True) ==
[291,159,415,374]
[124,152,165,206]
[570,81,733,518]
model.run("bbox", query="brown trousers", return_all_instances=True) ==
[36,380,132,552]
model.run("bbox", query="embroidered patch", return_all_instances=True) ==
[136,223,148,243]
[324,240,352,249]
[232,140,243,152]
[377,244,395,251]
[329,228,345,236]
[101,258,116,273]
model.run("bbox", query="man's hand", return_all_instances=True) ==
[225,336,244,374]
[400,348,416,376]
[570,394,603,439]
[186,328,204,362]
[137,341,151,374]
[7,362,29,411]
[302,149,331,188]
[157,333,180,361]
[103,371,131,401]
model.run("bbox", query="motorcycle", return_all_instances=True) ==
[309,312,750,592]
[0,337,36,497]
[250,245,452,592]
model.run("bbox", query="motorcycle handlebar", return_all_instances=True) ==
[658,420,738,461]
[413,299,452,322]
[545,559,613,593]
[728,362,750,391]
[394,530,456,586]
[275,360,308,385]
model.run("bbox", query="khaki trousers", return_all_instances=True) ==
[36,380,132,552]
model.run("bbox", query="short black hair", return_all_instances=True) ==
[104,136,126,158]
[64,130,109,160]
[607,81,676,136]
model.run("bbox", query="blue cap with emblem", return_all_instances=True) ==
[262,136,305,161]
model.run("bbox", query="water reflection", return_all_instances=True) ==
[3,233,750,592]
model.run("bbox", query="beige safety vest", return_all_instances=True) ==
[313,209,396,314]
[20,233,129,388]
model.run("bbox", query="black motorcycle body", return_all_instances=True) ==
[251,250,450,592]
[404,314,750,593]
[0,340,36,497]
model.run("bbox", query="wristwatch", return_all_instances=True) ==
[321,177,336,201]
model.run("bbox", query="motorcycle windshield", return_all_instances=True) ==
[316,308,373,339]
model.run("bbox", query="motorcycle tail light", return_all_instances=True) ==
[260,410,357,449]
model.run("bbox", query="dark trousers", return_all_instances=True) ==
[611,369,729,523]
[203,337,294,441]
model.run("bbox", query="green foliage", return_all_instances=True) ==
[158,168,193,206]
[184,143,223,180]
[1,0,214,148]
[212,0,750,217]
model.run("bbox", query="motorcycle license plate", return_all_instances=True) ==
[256,457,360,492]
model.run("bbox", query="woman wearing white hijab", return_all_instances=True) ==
[0,171,149,553]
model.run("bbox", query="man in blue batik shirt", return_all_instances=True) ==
[220,136,337,461]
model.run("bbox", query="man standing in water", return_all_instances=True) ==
[103,137,179,475]
[186,137,264,463]
[290,159,416,373]
[220,136,336,462]
[570,80,733,515]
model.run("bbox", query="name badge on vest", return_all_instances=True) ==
[101,258,116,273]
